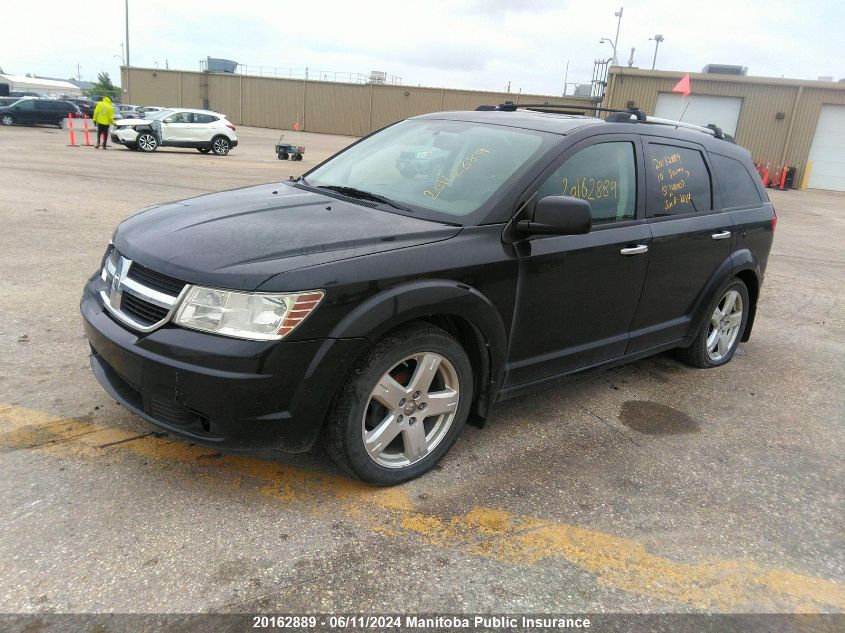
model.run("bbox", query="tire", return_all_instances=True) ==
[324,322,473,486]
[676,279,750,368]
[211,135,230,156]
[278,152,289,160]
[197,147,210,154]
[137,132,158,152]
[1,114,13,126]
[294,154,303,161]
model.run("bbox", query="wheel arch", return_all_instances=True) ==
[688,249,761,345]
[327,280,508,426]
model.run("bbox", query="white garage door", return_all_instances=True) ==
[807,105,845,191]
[654,93,743,137]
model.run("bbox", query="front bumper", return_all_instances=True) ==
[112,127,140,144]
[81,278,368,452]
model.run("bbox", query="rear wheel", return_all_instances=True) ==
[278,152,289,160]
[677,279,749,368]
[324,322,472,485]
[211,135,230,156]
[1,114,13,126]
[137,132,158,152]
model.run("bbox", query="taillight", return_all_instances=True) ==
[226,124,236,131]
[771,208,777,232]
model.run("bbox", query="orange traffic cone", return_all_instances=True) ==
[83,114,91,146]
[293,121,300,131]
[67,114,77,146]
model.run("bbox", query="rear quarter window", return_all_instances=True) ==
[710,154,763,208]
[646,143,712,217]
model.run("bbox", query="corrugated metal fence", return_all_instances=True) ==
[122,67,597,138]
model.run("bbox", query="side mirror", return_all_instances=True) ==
[518,195,592,236]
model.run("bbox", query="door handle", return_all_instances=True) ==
[711,230,732,240]
[620,245,649,255]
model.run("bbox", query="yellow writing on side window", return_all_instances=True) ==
[423,148,491,201]
[560,177,618,201]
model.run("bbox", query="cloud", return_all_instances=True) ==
[2,0,842,96]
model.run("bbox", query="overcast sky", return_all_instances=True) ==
[3,0,843,95]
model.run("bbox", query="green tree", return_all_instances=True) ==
[86,72,121,100]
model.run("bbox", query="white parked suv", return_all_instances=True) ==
[111,108,239,155]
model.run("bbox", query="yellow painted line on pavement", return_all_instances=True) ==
[1,403,843,612]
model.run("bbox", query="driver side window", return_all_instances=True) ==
[537,142,637,224]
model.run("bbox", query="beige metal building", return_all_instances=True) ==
[603,68,845,191]
[122,66,845,191]
[121,67,595,138]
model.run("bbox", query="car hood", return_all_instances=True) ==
[114,117,148,125]
[113,182,462,290]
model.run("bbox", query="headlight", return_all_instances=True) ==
[173,286,324,341]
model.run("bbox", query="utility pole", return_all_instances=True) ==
[125,0,130,67]
[563,60,569,95]
[612,7,623,65]
[76,62,82,81]
[627,47,635,67]
[650,34,664,70]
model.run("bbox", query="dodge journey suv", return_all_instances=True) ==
[81,105,775,485]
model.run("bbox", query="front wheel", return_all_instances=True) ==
[324,322,473,485]
[211,136,230,156]
[1,114,13,126]
[677,279,749,368]
[137,133,158,152]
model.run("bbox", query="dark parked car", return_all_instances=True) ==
[81,105,775,485]
[67,98,96,117]
[0,98,81,127]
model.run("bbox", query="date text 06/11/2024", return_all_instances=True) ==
[251,615,592,629]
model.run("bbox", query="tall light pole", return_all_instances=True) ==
[125,0,130,67]
[600,37,616,63]
[612,7,623,65]
[650,34,664,70]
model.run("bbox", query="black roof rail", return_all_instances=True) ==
[477,102,647,120]
[473,102,734,142]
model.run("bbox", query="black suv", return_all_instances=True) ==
[81,106,775,485]
[0,98,81,127]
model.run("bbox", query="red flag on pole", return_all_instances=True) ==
[672,73,692,96]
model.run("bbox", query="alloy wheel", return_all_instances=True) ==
[362,352,460,469]
[706,289,743,362]
[212,137,230,155]
[138,134,157,152]
[1,114,13,126]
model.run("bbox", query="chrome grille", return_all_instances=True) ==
[127,262,185,296]
[100,251,186,333]
[121,292,169,325]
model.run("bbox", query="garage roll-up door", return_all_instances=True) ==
[654,93,743,137]
[807,105,845,192]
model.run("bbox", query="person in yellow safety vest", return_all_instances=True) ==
[92,96,115,150]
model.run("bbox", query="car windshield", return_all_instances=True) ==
[303,119,554,224]
[145,109,174,121]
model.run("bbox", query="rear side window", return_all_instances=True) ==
[536,142,637,224]
[646,143,712,216]
[34,100,51,110]
[711,154,762,208]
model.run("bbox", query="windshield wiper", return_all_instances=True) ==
[316,185,412,212]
